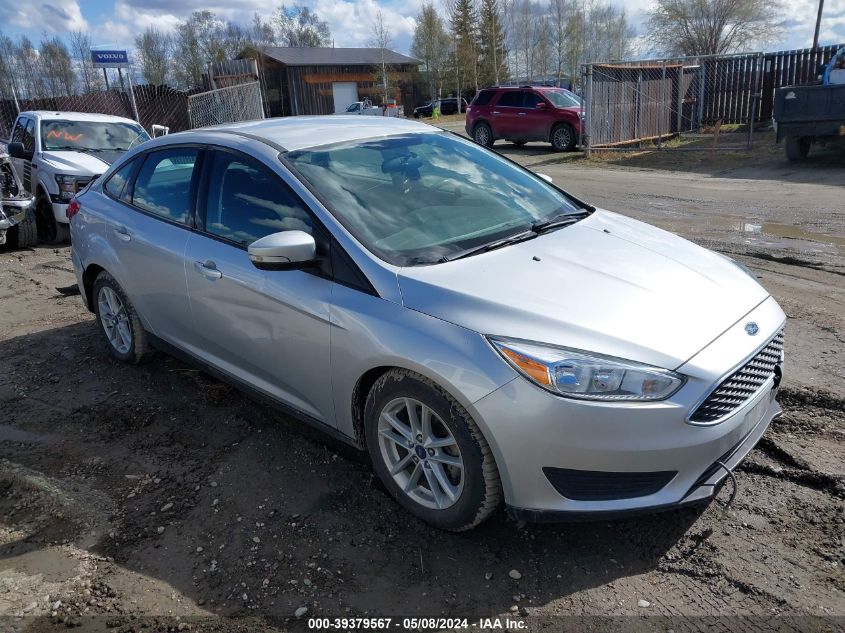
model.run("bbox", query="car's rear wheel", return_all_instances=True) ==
[551,123,576,152]
[364,369,501,531]
[785,136,810,162]
[93,271,152,364]
[473,123,493,148]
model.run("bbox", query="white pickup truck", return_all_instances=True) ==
[7,111,150,243]
[341,100,404,118]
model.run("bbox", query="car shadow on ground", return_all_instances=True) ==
[0,322,708,625]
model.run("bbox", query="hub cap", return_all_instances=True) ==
[377,397,464,510]
[97,286,132,355]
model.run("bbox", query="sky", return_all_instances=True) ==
[2,0,844,58]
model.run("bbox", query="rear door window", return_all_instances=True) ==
[132,148,199,225]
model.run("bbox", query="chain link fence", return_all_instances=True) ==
[581,52,766,153]
[187,82,265,129]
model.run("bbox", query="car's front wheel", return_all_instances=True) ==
[35,196,69,244]
[364,369,501,531]
[473,123,494,148]
[93,271,152,364]
[551,123,576,152]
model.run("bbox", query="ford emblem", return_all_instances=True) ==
[745,322,759,336]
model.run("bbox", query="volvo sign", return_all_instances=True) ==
[91,50,129,68]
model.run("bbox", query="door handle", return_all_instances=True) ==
[194,260,222,280]
[517,112,526,116]
[492,111,501,115]
[113,226,131,242]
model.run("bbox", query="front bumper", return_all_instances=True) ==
[0,197,35,243]
[469,296,786,519]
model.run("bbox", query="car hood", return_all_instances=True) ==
[41,150,121,176]
[397,210,769,371]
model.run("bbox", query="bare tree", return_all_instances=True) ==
[0,32,23,100]
[251,12,277,49]
[135,28,172,86]
[40,37,75,97]
[550,0,576,86]
[371,10,395,106]
[274,5,332,47]
[412,4,452,100]
[646,0,782,56]
[68,31,104,93]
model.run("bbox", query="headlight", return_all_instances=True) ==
[54,174,77,201]
[488,338,685,401]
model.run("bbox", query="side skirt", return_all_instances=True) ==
[147,333,363,451]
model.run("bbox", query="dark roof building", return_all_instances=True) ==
[242,47,421,117]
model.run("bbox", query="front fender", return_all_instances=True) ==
[330,282,517,444]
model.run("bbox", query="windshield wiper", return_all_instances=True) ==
[440,229,538,263]
[531,210,591,233]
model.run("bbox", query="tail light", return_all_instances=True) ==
[66,198,81,220]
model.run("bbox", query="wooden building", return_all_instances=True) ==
[242,47,420,117]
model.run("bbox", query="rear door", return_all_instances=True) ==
[491,90,526,138]
[103,146,201,349]
[183,148,335,423]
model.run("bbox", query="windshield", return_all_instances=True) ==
[286,132,584,266]
[40,120,150,152]
[544,90,581,108]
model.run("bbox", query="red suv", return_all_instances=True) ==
[465,86,582,151]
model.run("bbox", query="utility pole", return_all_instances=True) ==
[812,0,825,49]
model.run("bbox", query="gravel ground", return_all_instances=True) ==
[0,143,842,633]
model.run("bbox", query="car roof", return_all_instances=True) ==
[19,111,142,125]
[196,116,438,152]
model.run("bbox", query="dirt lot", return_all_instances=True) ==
[0,141,843,632]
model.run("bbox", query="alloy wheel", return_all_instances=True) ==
[97,286,132,355]
[553,126,572,150]
[474,126,491,146]
[377,397,465,510]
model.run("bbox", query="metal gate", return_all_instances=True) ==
[581,52,765,153]
[187,82,265,129]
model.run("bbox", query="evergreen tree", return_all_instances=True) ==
[448,0,480,107]
[478,0,508,87]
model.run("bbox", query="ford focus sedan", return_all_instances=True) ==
[69,117,785,530]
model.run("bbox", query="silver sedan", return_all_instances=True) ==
[69,116,785,530]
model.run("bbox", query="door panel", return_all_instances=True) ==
[491,91,526,138]
[185,234,334,423]
[104,147,199,348]
[521,92,553,140]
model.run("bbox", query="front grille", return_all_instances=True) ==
[689,330,784,424]
[543,467,677,501]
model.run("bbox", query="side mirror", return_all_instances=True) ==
[248,230,316,270]
[537,173,553,184]
[8,141,32,161]
[536,102,548,110]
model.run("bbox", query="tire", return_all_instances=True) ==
[785,136,810,162]
[92,271,152,364]
[551,123,576,152]
[10,208,37,248]
[35,196,69,244]
[364,369,502,531]
[473,123,494,148]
